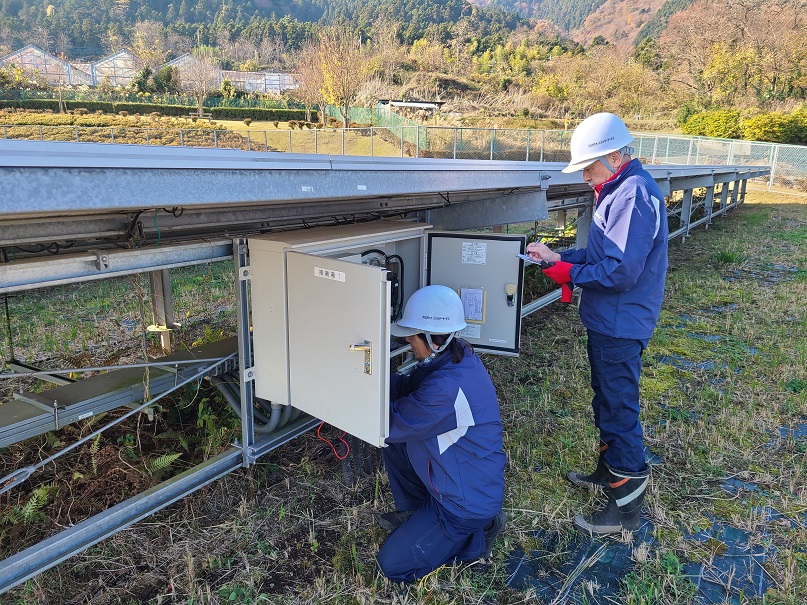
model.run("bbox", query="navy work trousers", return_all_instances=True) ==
[586,329,649,473]
[376,442,488,582]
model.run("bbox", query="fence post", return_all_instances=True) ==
[264,131,268,152]
[453,129,458,159]
[246,131,251,151]
[214,130,218,148]
[180,129,184,147]
[75,126,79,142]
[289,130,292,153]
[110,127,114,143]
[342,128,345,155]
[146,128,149,145]
[369,127,373,156]
[490,128,495,161]
[2,125,6,139]
[651,135,658,164]
[768,144,779,190]
[727,140,734,165]
[540,130,545,162]
[687,139,693,164]
[526,130,531,162]
[38,125,43,140]
[695,139,701,164]
[400,126,404,157]
[416,127,419,158]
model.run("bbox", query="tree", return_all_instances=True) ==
[131,21,168,69]
[290,41,327,124]
[178,50,219,115]
[152,65,181,93]
[315,25,371,128]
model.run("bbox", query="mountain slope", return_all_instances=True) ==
[570,0,667,46]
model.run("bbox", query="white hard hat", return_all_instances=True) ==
[391,285,467,337]
[563,112,633,173]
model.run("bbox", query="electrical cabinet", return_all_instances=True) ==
[248,221,525,446]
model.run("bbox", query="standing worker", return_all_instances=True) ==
[527,112,668,534]
[376,285,507,582]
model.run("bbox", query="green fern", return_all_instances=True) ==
[18,485,52,523]
[154,430,191,452]
[147,452,182,474]
[89,433,102,475]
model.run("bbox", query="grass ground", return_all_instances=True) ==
[1,191,805,604]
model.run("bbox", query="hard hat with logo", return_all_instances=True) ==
[391,285,467,338]
[563,112,633,173]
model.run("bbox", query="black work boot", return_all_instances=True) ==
[573,465,650,535]
[480,510,507,560]
[378,510,414,531]
[567,441,609,489]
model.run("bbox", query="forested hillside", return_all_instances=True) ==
[0,0,527,58]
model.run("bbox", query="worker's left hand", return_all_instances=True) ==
[542,261,573,285]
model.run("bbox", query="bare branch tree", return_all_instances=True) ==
[290,41,327,124]
[177,50,219,116]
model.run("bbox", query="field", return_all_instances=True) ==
[1,191,806,604]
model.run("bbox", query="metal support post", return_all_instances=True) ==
[341,129,345,155]
[400,126,404,157]
[652,135,658,164]
[739,178,748,204]
[680,188,694,241]
[575,203,593,249]
[453,129,457,159]
[704,185,715,226]
[214,130,218,148]
[246,131,251,151]
[148,269,176,354]
[490,129,496,161]
[234,238,256,467]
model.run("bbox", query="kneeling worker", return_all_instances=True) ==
[376,285,507,582]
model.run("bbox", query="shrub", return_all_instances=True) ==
[74,107,89,115]
[243,117,252,126]
[740,111,807,145]
[681,110,741,139]
[118,110,129,117]
[209,106,311,122]
[150,112,161,118]
[273,121,279,128]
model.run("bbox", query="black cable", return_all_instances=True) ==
[124,210,144,242]
[387,254,405,321]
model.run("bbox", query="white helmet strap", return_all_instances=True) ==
[598,146,635,174]
[417,332,457,366]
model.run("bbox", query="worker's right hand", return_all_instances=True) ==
[526,241,561,263]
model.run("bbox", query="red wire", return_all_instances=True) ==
[316,422,350,460]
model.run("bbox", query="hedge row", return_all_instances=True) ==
[0,99,315,122]
[682,108,807,145]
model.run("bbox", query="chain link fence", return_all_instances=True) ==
[2,115,799,192]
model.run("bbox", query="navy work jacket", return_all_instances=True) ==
[561,159,669,340]
[387,343,505,520]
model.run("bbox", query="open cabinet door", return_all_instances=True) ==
[285,252,391,446]
[427,233,525,356]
